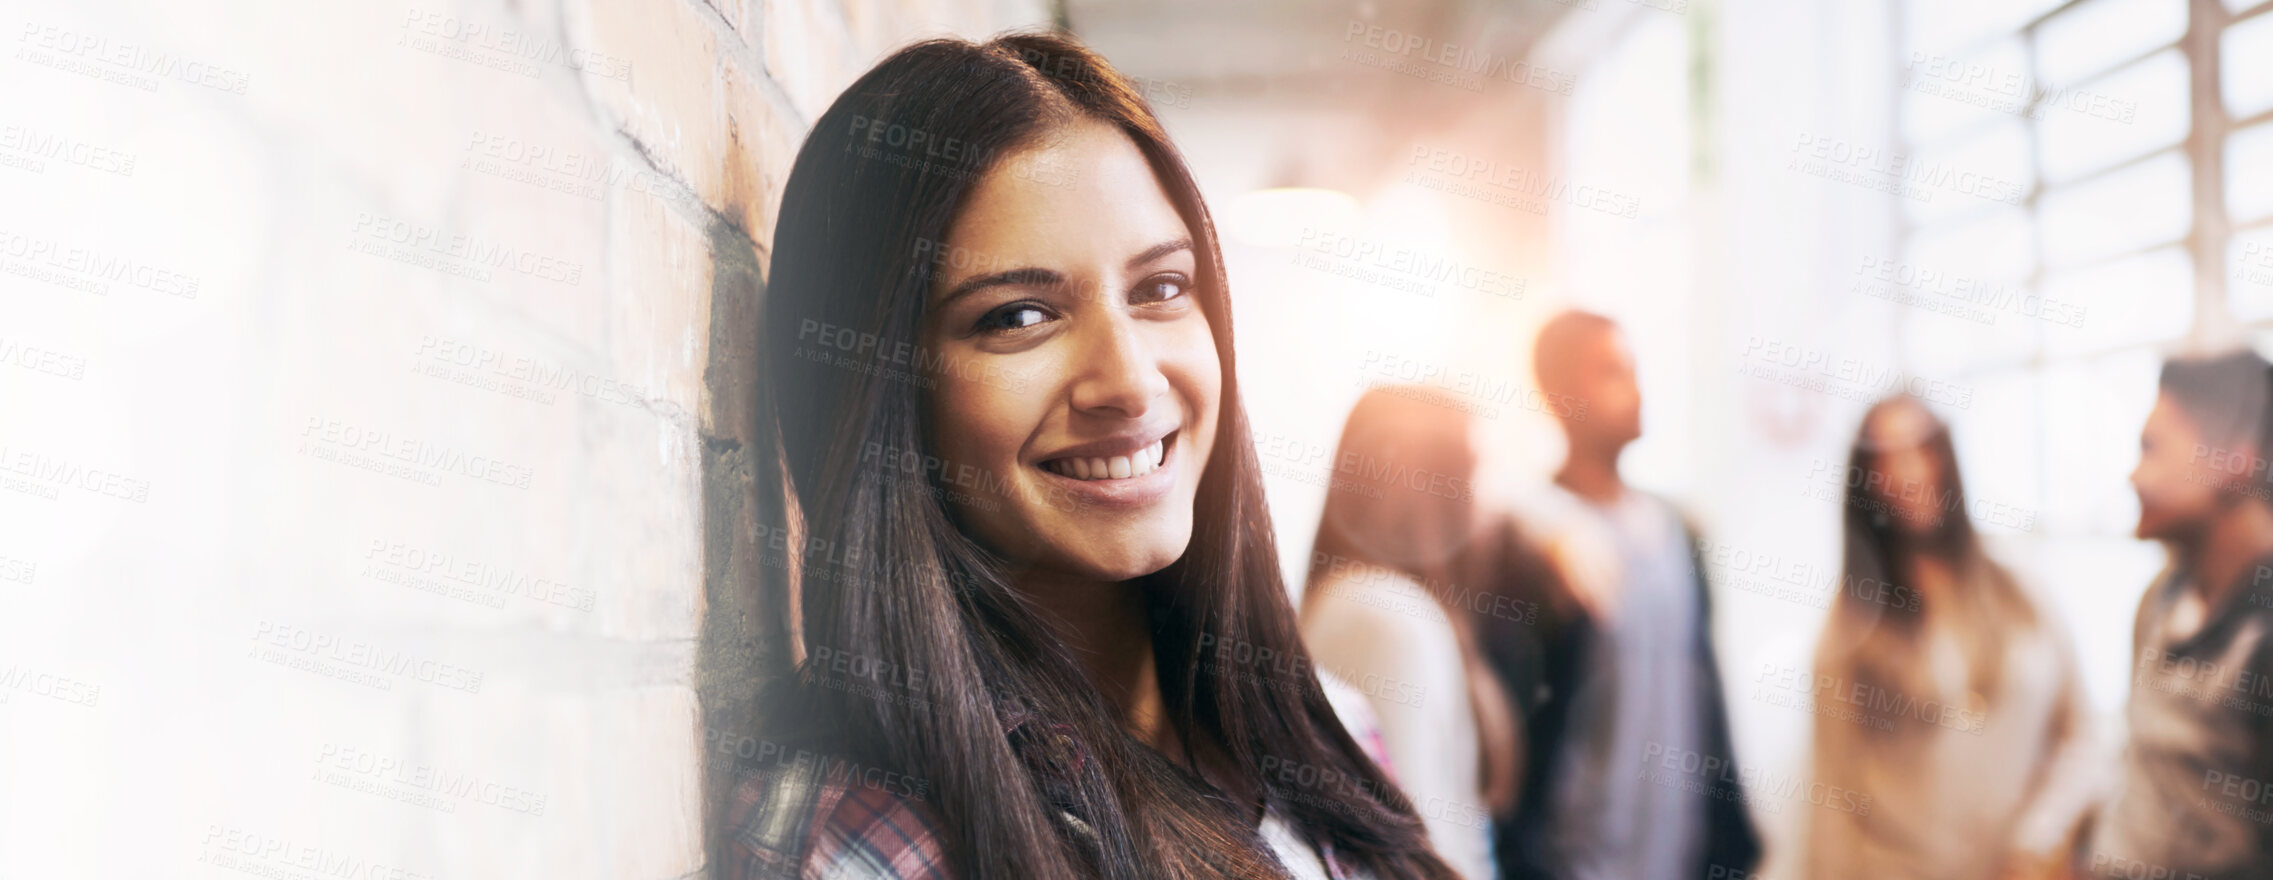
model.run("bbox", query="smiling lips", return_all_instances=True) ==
[1042,437,1169,481]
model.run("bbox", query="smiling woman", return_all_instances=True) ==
[728,30,1460,880]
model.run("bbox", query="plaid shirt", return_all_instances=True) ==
[722,691,1394,880]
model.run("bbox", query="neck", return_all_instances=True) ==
[2183,501,2273,608]
[1556,440,1626,504]
[1015,569,1173,753]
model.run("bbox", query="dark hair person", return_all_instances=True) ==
[1497,309,1759,880]
[723,32,1460,880]
[1299,386,1525,879]
[2088,350,2273,879]
[1804,396,2094,880]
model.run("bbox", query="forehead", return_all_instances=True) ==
[933,119,1191,285]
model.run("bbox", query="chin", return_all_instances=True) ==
[1058,527,1191,581]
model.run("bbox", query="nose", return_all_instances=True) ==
[1067,310,1170,419]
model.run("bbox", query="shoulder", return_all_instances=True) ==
[1306,570,1447,644]
[722,752,953,880]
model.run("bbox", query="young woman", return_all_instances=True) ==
[2089,351,2273,879]
[1300,387,1524,880]
[1804,396,2093,880]
[723,32,1461,880]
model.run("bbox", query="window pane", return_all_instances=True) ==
[1902,37,2031,147]
[1910,206,2037,280]
[1946,369,2043,539]
[1904,119,2033,225]
[2042,349,2160,537]
[2041,246,2193,355]
[2227,225,2273,319]
[1908,0,2068,58]
[2040,149,2192,269]
[2036,0,2190,87]
[2230,120,2273,222]
[2225,11,2273,120]
[2037,49,2190,184]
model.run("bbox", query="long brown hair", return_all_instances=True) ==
[754,32,1457,880]
[1301,386,1523,816]
[1820,396,2036,720]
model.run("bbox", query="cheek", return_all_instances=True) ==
[930,372,1040,471]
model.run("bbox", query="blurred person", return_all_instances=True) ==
[1301,386,1527,880]
[2087,351,2273,880]
[1804,396,2095,880]
[1495,310,1762,880]
[726,32,1465,880]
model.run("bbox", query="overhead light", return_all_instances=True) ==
[1219,187,1361,248]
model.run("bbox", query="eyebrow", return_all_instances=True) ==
[935,238,1195,307]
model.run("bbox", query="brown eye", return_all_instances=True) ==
[1132,273,1190,305]
[975,302,1052,334]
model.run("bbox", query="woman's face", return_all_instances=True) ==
[2132,393,2223,541]
[1863,401,1946,535]
[919,119,1221,582]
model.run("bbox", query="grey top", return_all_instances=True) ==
[1535,488,1709,880]
[2090,556,2273,880]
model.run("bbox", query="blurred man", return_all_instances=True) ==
[2087,351,2273,880]
[1496,310,1760,880]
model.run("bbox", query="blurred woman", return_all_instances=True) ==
[2089,351,2273,879]
[1301,386,1524,880]
[1805,396,2094,880]
[727,31,1462,880]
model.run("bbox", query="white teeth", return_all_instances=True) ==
[1045,439,1168,481]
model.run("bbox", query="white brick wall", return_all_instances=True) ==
[0,0,1047,876]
